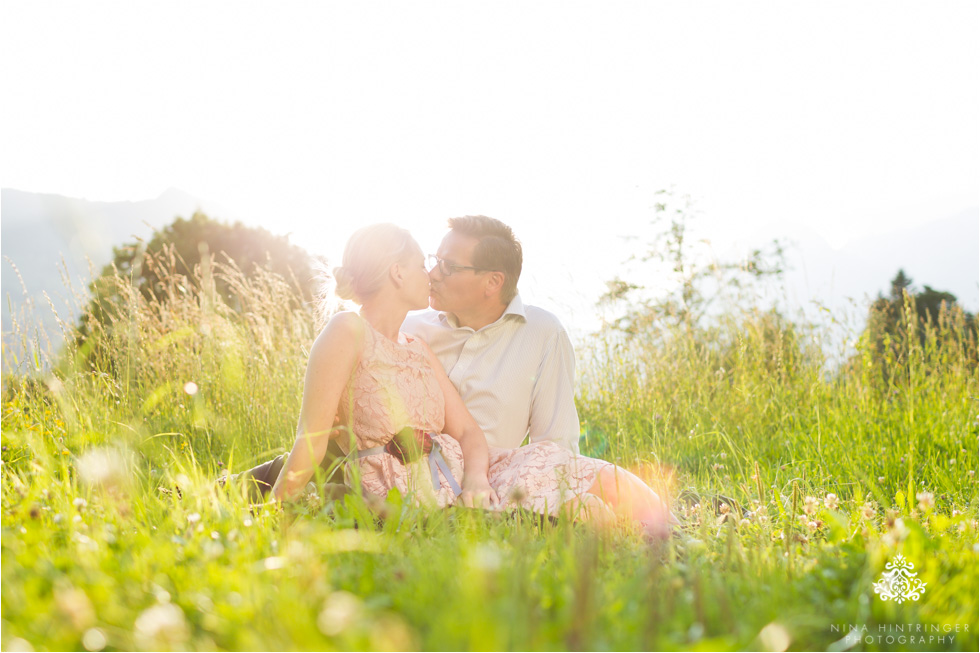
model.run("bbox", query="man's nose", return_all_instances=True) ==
[428,267,442,282]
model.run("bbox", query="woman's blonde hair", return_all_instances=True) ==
[332,223,420,304]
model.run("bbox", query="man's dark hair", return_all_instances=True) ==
[447,215,523,303]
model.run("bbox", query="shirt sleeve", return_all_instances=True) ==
[527,328,581,453]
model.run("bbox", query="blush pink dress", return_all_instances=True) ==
[336,317,612,515]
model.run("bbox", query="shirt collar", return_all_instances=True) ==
[440,294,527,330]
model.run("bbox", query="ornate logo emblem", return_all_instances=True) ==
[873,554,927,603]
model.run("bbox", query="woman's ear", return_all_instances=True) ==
[389,263,405,288]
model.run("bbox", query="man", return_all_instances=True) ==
[403,215,580,453]
[236,215,580,497]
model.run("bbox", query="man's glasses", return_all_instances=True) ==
[427,255,492,277]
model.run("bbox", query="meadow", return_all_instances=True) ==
[1,249,977,651]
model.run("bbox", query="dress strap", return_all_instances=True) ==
[357,446,386,458]
[428,440,462,497]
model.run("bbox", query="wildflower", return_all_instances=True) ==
[885,517,910,545]
[807,521,818,531]
[469,543,503,572]
[719,503,731,515]
[803,496,819,515]
[950,459,956,465]
[55,586,95,630]
[187,513,201,524]
[719,452,727,460]
[73,498,87,510]
[711,463,724,472]
[952,509,961,517]
[877,477,885,483]
[861,502,877,520]
[823,493,839,511]
[82,628,107,651]
[78,448,130,493]
[317,591,363,636]
[968,470,975,477]
[916,492,934,512]
[183,382,199,396]
[134,603,189,650]
[758,623,791,652]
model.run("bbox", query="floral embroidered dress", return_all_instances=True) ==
[337,316,612,514]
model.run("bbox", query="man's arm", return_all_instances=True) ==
[527,328,581,453]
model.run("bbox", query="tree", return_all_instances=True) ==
[102,212,318,307]
[75,212,323,361]
[596,189,786,338]
[860,269,977,376]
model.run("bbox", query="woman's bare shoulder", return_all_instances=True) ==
[311,311,364,353]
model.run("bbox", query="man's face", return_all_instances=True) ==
[428,230,488,315]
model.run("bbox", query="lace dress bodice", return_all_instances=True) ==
[336,316,445,453]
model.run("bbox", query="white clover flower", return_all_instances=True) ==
[72,498,87,510]
[861,502,877,520]
[82,628,107,651]
[823,493,839,511]
[183,382,199,396]
[803,496,819,515]
[317,591,362,636]
[186,513,201,524]
[134,603,189,650]
[916,491,935,512]
[469,543,503,572]
[77,448,130,493]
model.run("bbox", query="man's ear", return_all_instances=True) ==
[484,271,505,298]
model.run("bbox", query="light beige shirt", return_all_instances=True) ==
[401,295,580,453]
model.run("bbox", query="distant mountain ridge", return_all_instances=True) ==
[1,187,216,363]
[780,208,979,316]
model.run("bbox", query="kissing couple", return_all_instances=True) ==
[238,216,676,539]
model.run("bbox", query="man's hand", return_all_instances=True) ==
[458,474,500,509]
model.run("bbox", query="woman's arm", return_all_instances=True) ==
[419,342,499,508]
[271,312,362,502]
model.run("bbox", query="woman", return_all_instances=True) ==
[272,224,676,539]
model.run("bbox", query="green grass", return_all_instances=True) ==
[2,254,978,651]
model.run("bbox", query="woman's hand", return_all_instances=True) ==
[458,474,500,509]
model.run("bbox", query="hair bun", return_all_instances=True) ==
[333,266,356,301]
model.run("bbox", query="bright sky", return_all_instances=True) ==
[2,2,977,327]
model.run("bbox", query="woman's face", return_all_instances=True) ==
[402,248,431,310]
